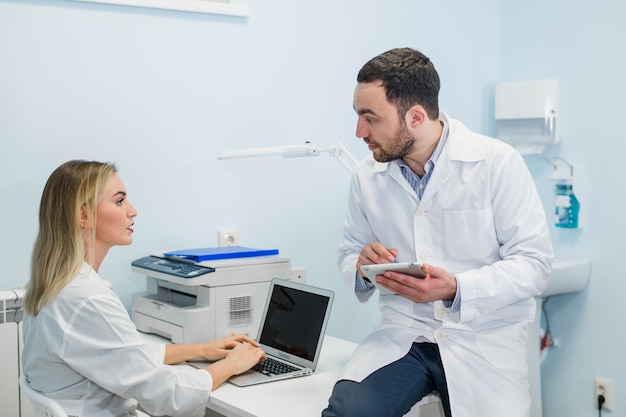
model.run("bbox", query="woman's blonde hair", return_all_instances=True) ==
[24,160,117,316]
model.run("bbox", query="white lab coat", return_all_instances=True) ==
[22,263,212,417]
[337,113,554,417]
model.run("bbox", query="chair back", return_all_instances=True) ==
[19,375,69,417]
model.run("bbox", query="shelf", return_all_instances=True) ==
[69,0,251,17]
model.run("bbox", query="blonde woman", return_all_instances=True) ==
[23,160,265,417]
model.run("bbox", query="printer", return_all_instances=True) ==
[131,248,305,344]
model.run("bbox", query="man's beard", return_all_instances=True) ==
[372,124,415,163]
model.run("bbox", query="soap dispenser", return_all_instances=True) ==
[551,163,579,228]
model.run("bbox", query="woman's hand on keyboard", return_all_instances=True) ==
[203,333,262,361]
[206,342,267,389]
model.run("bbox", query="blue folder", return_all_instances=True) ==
[163,246,279,262]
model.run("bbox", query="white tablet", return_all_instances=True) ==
[361,262,425,294]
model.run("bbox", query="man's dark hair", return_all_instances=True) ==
[357,48,440,120]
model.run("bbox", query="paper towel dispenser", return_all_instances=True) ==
[495,79,559,155]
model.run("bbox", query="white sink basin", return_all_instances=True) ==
[542,257,591,297]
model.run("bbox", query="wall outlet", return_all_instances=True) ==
[595,377,614,411]
[218,229,239,246]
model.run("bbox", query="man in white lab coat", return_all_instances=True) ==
[322,48,553,417]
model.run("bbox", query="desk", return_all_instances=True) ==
[207,335,443,417]
[139,332,442,417]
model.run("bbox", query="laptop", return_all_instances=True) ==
[225,278,335,386]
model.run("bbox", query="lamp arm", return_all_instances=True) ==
[217,139,357,172]
[334,156,354,173]
[323,143,358,173]
[218,144,319,160]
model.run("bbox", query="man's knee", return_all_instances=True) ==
[323,380,394,417]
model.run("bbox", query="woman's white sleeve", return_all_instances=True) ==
[59,292,212,417]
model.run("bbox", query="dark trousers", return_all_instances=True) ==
[322,342,452,417]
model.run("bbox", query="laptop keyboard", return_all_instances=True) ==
[253,357,299,376]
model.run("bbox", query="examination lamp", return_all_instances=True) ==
[217,139,358,173]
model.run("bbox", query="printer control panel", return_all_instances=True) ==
[132,256,215,278]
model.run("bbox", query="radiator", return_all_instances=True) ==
[0,288,33,417]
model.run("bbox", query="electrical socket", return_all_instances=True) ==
[217,229,239,246]
[595,377,614,411]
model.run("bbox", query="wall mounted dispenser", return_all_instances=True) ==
[549,158,580,228]
[495,79,559,155]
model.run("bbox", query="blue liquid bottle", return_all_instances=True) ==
[555,182,579,228]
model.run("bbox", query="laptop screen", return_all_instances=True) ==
[258,282,331,361]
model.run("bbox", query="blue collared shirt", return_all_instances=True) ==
[396,119,448,200]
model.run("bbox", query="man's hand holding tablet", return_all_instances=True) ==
[361,262,425,294]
